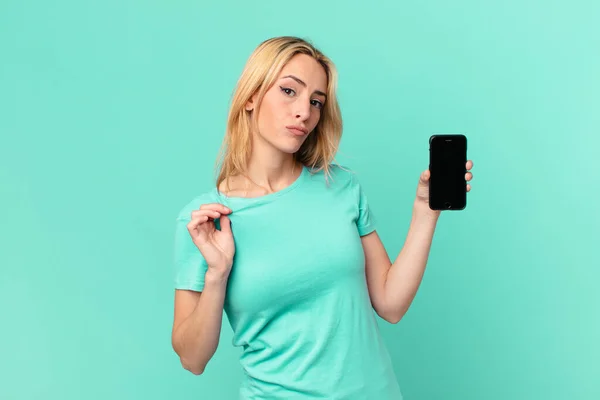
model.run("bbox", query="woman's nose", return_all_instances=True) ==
[295,100,311,120]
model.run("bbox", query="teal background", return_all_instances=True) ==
[1,0,599,399]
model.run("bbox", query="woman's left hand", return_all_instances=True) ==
[415,160,474,210]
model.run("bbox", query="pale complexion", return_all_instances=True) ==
[220,53,328,197]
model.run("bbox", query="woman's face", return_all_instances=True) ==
[246,53,328,155]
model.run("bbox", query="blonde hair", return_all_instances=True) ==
[215,36,342,189]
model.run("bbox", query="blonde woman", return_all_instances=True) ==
[171,36,474,399]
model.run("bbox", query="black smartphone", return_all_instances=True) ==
[429,134,468,210]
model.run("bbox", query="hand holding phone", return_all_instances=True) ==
[429,134,468,210]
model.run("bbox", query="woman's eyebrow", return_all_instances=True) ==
[281,74,327,97]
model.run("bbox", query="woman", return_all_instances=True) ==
[171,36,474,399]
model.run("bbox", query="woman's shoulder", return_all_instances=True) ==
[175,189,221,221]
[308,163,361,187]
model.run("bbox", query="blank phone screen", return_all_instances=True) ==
[429,135,467,210]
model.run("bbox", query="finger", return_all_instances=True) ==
[220,215,232,235]
[467,184,471,192]
[191,209,222,220]
[465,172,473,181]
[188,211,221,236]
[187,215,209,234]
[420,169,430,183]
[466,160,473,170]
[200,203,232,214]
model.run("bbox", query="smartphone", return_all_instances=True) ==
[429,134,468,210]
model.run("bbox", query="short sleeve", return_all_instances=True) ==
[173,216,208,292]
[353,174,377,236]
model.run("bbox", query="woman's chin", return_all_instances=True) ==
[277,145,302,155]
[275,138,305,154]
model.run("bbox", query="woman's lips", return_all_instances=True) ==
[286,126,308,136]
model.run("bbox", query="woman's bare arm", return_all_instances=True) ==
[171,272,229,375]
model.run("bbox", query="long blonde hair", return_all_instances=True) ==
[215,36,343,189]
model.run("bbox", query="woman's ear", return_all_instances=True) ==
[245,93,257,111]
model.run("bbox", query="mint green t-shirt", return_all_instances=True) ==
[173,164,403,399]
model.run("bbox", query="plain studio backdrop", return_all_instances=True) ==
[1,1,599,399]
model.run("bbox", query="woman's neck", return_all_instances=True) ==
[244,155,300,194]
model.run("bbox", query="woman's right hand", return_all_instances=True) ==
[187,203,235,278]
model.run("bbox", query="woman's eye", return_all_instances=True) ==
[281,86,323,109]
[280,86,295,96]
[311,99,323,109]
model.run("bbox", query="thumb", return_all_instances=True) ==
[419,170,430,185]
[220,215,232,234]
